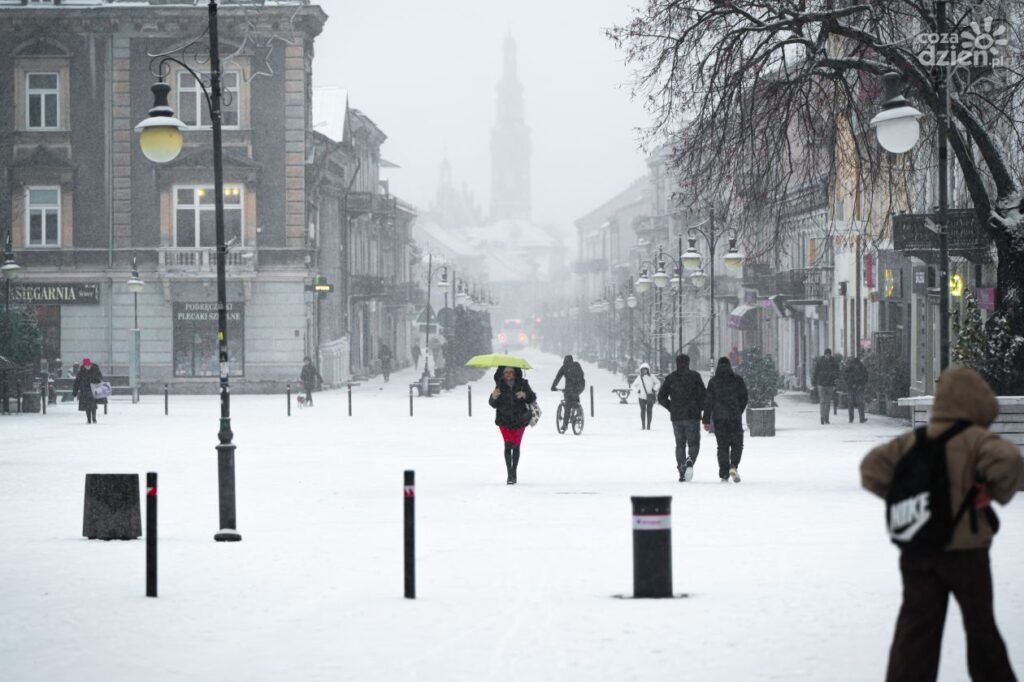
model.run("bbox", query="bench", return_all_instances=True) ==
[611,388,631,404]
[410,377,444,397]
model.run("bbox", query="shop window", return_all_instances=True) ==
[26,186,60,247]
[26,72,59,129]
[177,70,240,128]
[173,302,244,377]
[173,185,243,248]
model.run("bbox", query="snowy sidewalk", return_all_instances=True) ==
[1,351,1021,681]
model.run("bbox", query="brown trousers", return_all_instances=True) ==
[886,548,1016,682]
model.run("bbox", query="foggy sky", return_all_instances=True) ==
[312,0,650,239]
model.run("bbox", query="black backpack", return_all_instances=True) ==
[885,420,998,548]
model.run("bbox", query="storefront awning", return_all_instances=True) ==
[728,304,758,329]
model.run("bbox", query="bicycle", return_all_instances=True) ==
[554,389,584,435]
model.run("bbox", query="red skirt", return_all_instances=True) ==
[498,425,526,446]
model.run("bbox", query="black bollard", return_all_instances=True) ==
[409,384,414,417]
[16,380,21,414]
[146,472,157,598]
[404,470,415,599]
[590,385,595,418]
[41,372,47,415]
[287,383,291,417]
[467,384,472,417]
[347,384,352,417]
[631,496,673,598]
[164,384,169,416]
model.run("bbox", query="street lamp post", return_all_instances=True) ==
[127,256,145,404]
[653,240,685,358]
[2,230,21,312]
[870,40,948,370]
[135,0,241,542]
[682,209,744,368]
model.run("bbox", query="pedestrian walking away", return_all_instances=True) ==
[411,343,421,371]
[702,356,748,483]
[550,354,586,434]
[844,354,869,423]
[380,343,393,382]
[300,357,322,407]
[657,354,706,482]
[812,348,839,425]
[490,366,536,485]
[71,358,103,424]
[630,362,660,430]
[861,367,1023,682]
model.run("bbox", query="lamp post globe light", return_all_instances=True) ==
[871,61,949,371]
[126,257,144,405]
[869,73,924,155]
[683,209,744,368]
[135,0,241,542]
[635,268,653,293]
[2,230,21,313]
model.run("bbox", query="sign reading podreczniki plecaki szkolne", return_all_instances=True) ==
[10,282,100,305]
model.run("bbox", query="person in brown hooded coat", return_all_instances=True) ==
[861,367,1023,682]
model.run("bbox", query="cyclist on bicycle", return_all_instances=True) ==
[551,355,586,432]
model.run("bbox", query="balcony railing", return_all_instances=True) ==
[158,247,257,274]
[892,209,993,263]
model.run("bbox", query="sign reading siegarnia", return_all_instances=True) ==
[916,16,1008,68]
[10,282,100,305]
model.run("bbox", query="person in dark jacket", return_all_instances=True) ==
[71,358,103,424]
[490,366,537,484]
[300,357,322,406]
[551,354,586,433]
[812,348,839,425]
[411,343,421,371]
[380,343,393,382]
[703,356,748,482]
[843,354,869,424]
[657,354,706,482]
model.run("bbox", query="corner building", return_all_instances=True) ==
[0,0,327,391]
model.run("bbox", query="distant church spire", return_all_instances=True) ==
[490,33,531,221]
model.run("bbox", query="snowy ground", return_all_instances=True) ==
[1,349,1022,681]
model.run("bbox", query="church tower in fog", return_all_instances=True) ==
[490,34,531,221]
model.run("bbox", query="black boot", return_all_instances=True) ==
[86,412,92,424]
[504,443,514,484]
[511,445,520,484]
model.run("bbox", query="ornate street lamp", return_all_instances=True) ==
[135,0,241,542]
[126,256,145,404]
[871,65,948,371]
[684,209,742,367]
[2,230,21,313]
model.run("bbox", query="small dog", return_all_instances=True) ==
[297,395,310,408]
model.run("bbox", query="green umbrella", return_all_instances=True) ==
[464,353,533,370]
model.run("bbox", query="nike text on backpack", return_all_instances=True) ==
[885,420,999,548]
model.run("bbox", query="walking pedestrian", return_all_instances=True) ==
[550,354,585,433]
[489,366,536,485]
[844,354,869,423]
[300,357,322,407]
[702,356,748,483]
[380,343,393,382]
[657,354,706,482]
[71,358,103,424]
[630,362,660,430]
[861,367,1023,681]
[812,348,839,425]
[411,342,421,371]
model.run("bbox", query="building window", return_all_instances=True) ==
[26,186,60,247]
[173,302,245,378]
[177,71,240,128]
[173,185,243,248]
[26,72,59,129]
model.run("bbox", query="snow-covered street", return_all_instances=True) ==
[2,349,1022,681]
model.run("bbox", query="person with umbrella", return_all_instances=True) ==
[487,363,536,485]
